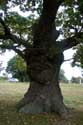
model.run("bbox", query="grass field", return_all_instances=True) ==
[0,82,83,125]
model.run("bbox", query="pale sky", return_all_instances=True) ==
[0,49,82,80]
[62,49,82,80]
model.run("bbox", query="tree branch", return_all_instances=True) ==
[9,34,29,48]
[0,44,25,58]
[61,32,83,51]
[64,58,74,62]
[0,34,9,40]
[41,0,63,24]
[0,17,10,35]
[0,17,29,48]
[33,0,63,47]
[36,0,63,32]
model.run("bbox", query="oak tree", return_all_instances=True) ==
[0,0,83,118]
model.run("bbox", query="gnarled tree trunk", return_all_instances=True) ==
[17,0,69,117]
[18,48,68,117]
[18,39,68,118]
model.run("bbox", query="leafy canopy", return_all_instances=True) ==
[0,0,83,66]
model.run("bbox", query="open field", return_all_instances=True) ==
[0,82,83,125]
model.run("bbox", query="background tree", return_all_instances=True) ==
[72,44,83,67]
[71,76,83,84]
[71,44,83,80]
[6,55,29,82]
[59,69,68,83]
[0,0,83,118]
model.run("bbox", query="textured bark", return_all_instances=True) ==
[18,0,69,118]
[18,82,68,117]
[18,48,68,117]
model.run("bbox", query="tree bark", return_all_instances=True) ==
[18,82,68,117]
[18,46,68,117]
[17,0,69,118]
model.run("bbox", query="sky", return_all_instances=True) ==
[62,49,82,80]
[0,49,82,80]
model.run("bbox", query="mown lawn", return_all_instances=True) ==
[0,82,83,125]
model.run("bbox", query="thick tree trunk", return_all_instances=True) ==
[18,48,68,117]
[18,0,69,118]
[18,82,67,116]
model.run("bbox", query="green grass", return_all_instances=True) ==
[0,82,83,125]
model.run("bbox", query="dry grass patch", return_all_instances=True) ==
[0,82,83,125]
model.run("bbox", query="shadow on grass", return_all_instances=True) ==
[0,83,83,125]
[0,99,83,125]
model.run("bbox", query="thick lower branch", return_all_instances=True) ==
[0,44,25,58]
[61,32,83,51]
[0,18,29,48]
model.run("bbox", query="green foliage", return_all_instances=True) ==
[57,0,83,73]
[0,0,41,52]
[6,55,29,82]
[72,44,83,68]
[78,0,83,15]
[56,0,83,38]
[0,0,82,51]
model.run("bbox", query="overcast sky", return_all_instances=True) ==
[62,49,82,80]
